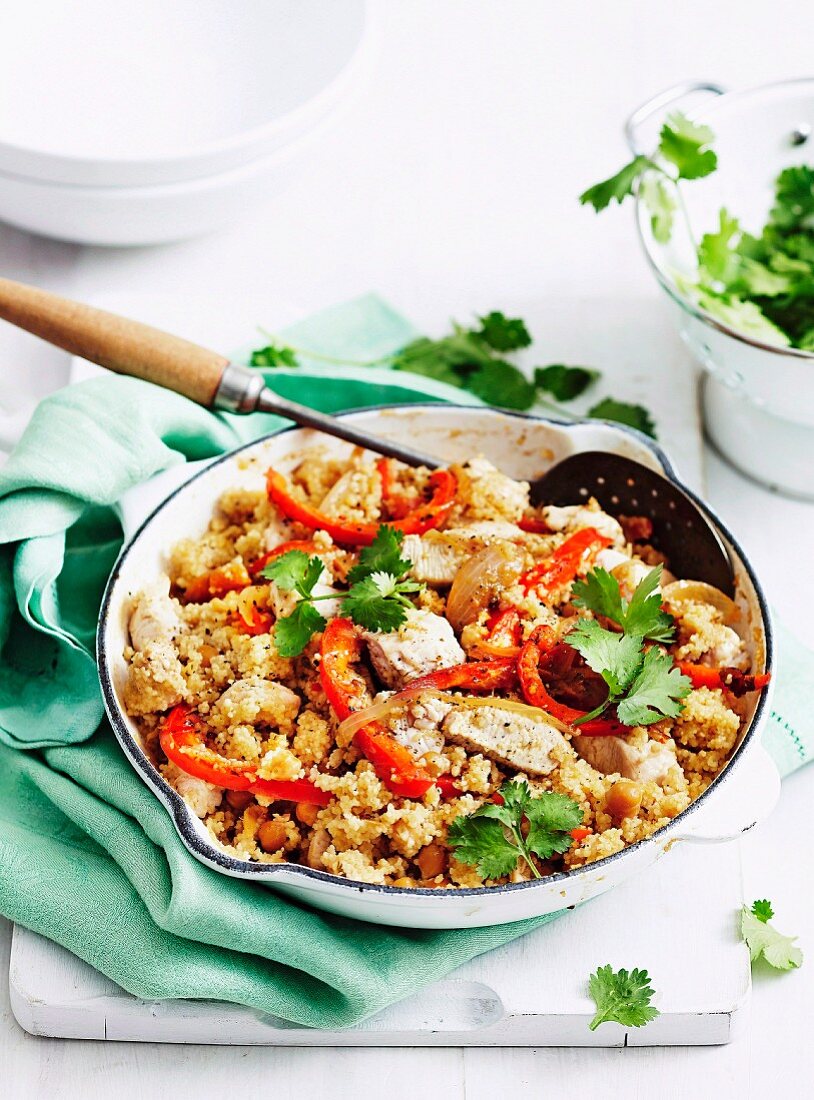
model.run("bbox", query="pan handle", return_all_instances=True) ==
[625,81,727,155]
[673,742,780,845]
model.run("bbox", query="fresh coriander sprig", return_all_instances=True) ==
[261,525,422,657]
[587,965,661,1031]
[447,779,583,880]
[580,111,717,244]
[250,311,658,437]
[567,565,691,727]
[740,899,803,971]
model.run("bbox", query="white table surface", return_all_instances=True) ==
[2,1,812,1096]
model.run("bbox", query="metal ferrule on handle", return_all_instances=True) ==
[214,363,442,469]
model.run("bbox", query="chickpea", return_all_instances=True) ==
[225,789,255,812]
[416,843,448,881]
[295,802,320,827]
[606,779,643,822]
[257,819,289,853]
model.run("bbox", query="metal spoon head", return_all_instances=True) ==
[529,451,735,596]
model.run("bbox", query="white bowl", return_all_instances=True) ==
[631,79,814,499]
[0,125,327,247]
[98,405,777,929]
[0,0,369,188]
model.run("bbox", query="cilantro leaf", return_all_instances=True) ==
[751,899,774,923]
[579,155,655,212]
[272,601,326,658]
[250,343,299,368]
[568,617,643,698]
[698,208,743,286]
[768,165,814,231]
[659,113,717,180]
[588,965,660,1031]
[640,174,676,244]
[262,550,323,597]
[524,790,585,859]
[535,364,600,401]
[347,525,412,585]
[616,647,691,726]
[343,573,420,633]
[447,779,582,880]
[587,398,657,438]
[572,565,676,643]
[447,816,521,880]
[477,311,532,351]
[465,359,537,410]
[740,905,803,971]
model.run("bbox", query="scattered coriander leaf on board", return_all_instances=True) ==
[587,397,657,438]
[588,965,660,1031]
[751,899,774,923]
[534,364,599,401]
[741,904,803,971]
[477,311,532,351]
[249,343,299,368]
[447,779,582,880]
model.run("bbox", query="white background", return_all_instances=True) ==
[2,1,813,1096]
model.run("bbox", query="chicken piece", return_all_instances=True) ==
[129,576,181,651]
[403,523,522,587]
[672,600,747,669]
[543,503,624,546]
[572,734,676,784]
[442,705,570,775]
[386,692,453,758]
[365,610,465,689]
[124,577,186,715]
[213,677,301,729]
[459,457,530,523]
[163,762,222,818]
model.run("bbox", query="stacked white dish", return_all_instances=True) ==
[0,0,370,245]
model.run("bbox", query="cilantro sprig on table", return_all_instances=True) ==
[587,965,661,1031]
[447,778,583,880]
[568,565,691,727]
[249,310,657,438]
[740,898,803,972]
[261,525,421,657]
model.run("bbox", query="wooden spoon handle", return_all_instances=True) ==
[0,277,228,406]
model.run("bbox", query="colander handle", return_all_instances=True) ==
[625,81,727,155]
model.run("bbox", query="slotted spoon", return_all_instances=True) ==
[0,277,734,593]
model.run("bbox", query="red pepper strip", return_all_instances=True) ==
[517,627,626,736]
[184,561,252,603]
[402,658,518,695]
[677,662,771,697]
[266,467,458,547]
[485,607,523,649]
[519,527,612,595]
[570,827,592,842]
[235,605,274,636]
[376,457,414,520]
[249,540,318,579]
[518,516,552,534]
[319,618,441,799]
[160,705,332,805]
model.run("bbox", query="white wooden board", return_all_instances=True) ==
[9,294,735,1047]
[10,841,749,1047]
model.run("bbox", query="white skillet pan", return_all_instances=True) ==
[97,405,778,930]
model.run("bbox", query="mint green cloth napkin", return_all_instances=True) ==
[0,295,809,1028]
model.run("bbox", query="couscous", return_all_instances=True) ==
[123,450,770,888]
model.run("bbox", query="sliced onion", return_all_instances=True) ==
[236,585,264,622]
[662,580,740,623]
[446,543,524,631]
[337,684,572,741]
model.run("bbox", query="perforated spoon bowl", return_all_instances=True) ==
[0,277,734,593]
